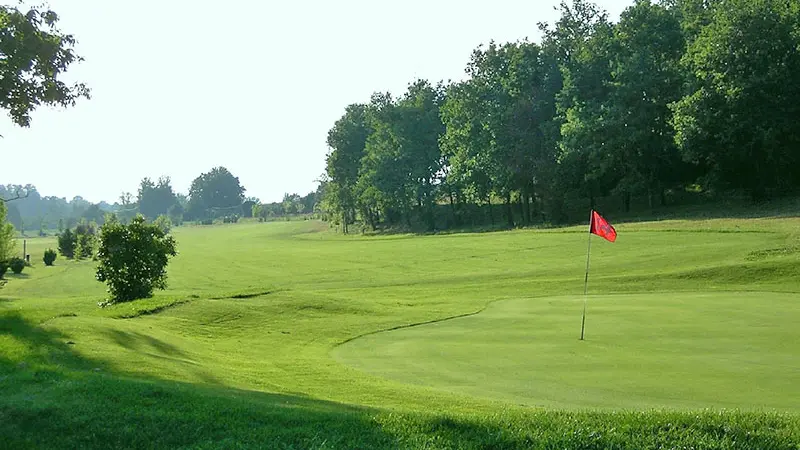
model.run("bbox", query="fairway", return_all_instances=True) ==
[2,216,800,447]
[334,292,800,410]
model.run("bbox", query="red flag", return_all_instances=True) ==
[590,210,617,242]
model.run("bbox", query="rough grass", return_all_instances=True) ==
[1,210,800,448]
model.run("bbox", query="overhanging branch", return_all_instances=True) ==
[0,188,29,203]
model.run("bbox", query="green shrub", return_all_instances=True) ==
[154,215,172,234]
[75,221,97,259]
[58,229,77,259]
[96,215,177,303]
[0,261,7,279]
[43,248,57,266]
[200,219,213,225]
[9,257,25,274]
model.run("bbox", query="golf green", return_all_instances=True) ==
[333,292,800,411]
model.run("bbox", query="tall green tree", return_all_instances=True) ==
[395,80,446,230]
[443,41,560,226]
[357,92,407,228]
[325,104,371,233]
[440,80,498,223]
[137,176,177,220]
[355,83,445,231]
[551,1,620,209]
[603,0,688,208]
[0,5,90,127]
[187,167,246,219]
[672,0,800,199]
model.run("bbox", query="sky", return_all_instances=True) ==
[0,0,630,204]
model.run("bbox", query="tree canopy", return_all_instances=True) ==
[320,0,800,231]
[0,4,90,127]
[187,167,246,220]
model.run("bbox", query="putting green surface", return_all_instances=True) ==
[333,292,800,411]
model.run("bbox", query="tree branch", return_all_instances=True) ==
[0,188,29,203]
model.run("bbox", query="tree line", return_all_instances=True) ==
[320,0,800,232]
[3,167,321,235]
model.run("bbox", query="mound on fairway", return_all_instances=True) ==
[333,292,800,411]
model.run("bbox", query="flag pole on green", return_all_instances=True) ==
[581,210,617,341]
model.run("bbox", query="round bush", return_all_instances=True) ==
[0,261,8,279]
[9,257,25,274]
[43,248,57,266]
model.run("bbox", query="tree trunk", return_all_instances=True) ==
[623,192,631,213]
[368,208,377,231]
[448,191,456,228]
[660,188,667,207]
[505,193,515,228]
[426,198,435,232]
[526,194,533,224]
[517,194,525,226]
[488,196,495,225]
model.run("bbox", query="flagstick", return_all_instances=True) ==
[580,209,593,341]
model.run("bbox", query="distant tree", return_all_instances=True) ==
[324,104,371,233]
[70,196,91,218]
[251,203,263,220]
[242,197,259,218]
[82,204,106,225]
[153,215,172,234]
[137,176,177,219]
[167,203,184,226]
[5,203,22,231]
[57,228,77,259]
[282,193,302,215]
[187,167,245,219]
[96,215,177,303]
[0,5,90,127]
[117,191,138,224]
[43,248,57,266]
[74,221,97,259]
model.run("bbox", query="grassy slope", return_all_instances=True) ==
[2,214,800,448]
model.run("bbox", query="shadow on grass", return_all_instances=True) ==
[5,272,31,280]
[0,311,104,373]
[0,311,399,448]
[1,310,798,449]
[106,329,189,358]
[103,328,222,385]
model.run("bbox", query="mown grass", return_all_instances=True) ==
[335,292,799,410]
[1,208,799,448]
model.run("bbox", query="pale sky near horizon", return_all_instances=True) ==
[1,0,629,204]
